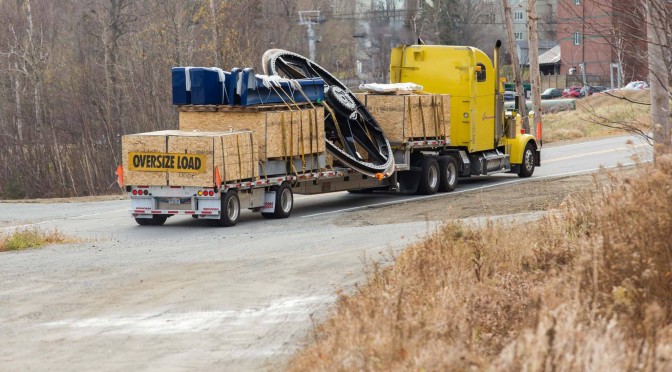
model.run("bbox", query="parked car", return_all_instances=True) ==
[540,88,563,99]
[562,86,582,98]
[623,81,649,90]
[579,85,608,97]
[503,91,516,101]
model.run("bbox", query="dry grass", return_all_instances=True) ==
[0,228,77,252]
[288,156,672,371]
[543,90,651,142]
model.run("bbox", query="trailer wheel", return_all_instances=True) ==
[518,143,536,178]
[151,215,168,226]
[211,190,240,227]
[261,183,293,219]
[416,157,440,195]
[438,156,458,192]
[135,215,168,226]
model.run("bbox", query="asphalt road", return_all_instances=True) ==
[0,135,653,371]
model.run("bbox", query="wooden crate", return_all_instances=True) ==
[178,106,325,161]
[122,130,257,187]
[359,94,450,143]
[122,132,168,186]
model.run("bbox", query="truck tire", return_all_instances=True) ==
[211,190,240,227]
[135,215,168,226]
[438,156,458,192]
[261,182,293,219]
[416,157,440,195]
[518,143,536,178]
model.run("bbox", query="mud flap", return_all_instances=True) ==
[398,170,420,194]
[260,191,276,213]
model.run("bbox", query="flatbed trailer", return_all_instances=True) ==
[126,137,461,226]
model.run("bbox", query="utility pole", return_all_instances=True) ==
[647,0,671,157]
[527,0,542,140]
[299,11,321,61]
[502,0,529,132]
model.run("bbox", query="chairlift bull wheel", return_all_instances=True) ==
[261,49,395,178]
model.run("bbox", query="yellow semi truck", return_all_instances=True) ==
[387,41,541,186]
[120,42,540,227]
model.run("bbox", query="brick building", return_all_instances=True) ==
[557,0,648,86]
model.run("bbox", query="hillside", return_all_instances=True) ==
[543,91,651,142]
[288,154,671,370]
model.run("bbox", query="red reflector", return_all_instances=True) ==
[521,129,526,134]
[201,211,212,215]
[167,211,178,214]
[185,211,195,214]
[138,186,149,188]
[170,186,181,189]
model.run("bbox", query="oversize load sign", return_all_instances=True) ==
[128,152,206,173]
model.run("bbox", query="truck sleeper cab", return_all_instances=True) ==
[389,43,540,180]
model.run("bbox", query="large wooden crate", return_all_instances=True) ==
[357,93,450,143]
[122,130,257,187]
[122,132,169,186]
[178,106,325,161]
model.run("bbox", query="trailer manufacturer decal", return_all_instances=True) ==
[128,152,206,173]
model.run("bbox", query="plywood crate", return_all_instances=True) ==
[166,131,258,187]
[122,130,257,187]
[122,132,169,186]
[178,106,325,161]
[359,94,450,143]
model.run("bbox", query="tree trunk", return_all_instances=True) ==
[209,0,220,66]
[527,0,542,140]
[25,0,42,132]
[502,0,529,132]
[12,60,23,142]
[647,0,671,157]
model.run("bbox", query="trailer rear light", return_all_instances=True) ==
[132,190,137,195]
[521,129,526,134]
[208,190,214,196]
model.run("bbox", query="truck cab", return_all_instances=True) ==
[389,43,540,177]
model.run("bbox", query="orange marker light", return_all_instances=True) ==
[375,173,384,181]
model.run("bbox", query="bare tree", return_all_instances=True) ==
[527,0,542,139]
[502,0,529,132]
[647,0,671,156]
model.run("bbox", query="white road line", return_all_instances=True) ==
[543,143,648,163]
[542,135,649,151]
[0,208,127,231]
[301,161,649,218]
